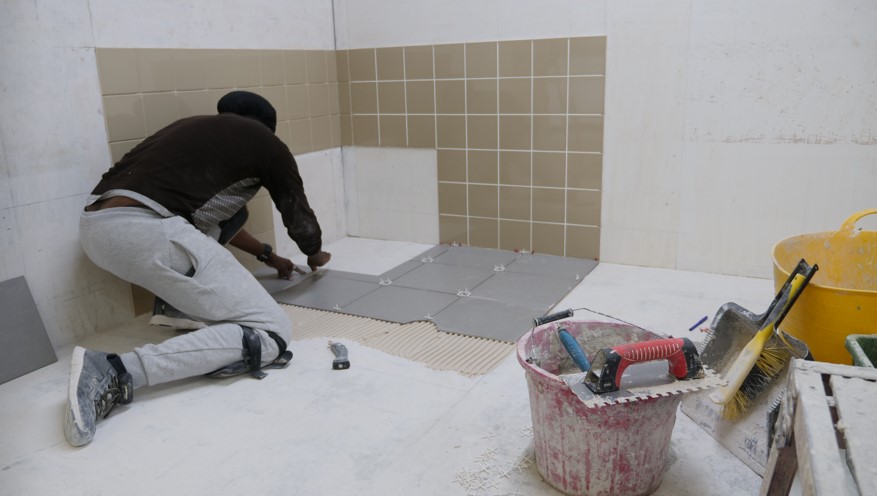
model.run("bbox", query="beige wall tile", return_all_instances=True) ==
[287,84,310,119]
[307,50,328,84]
[533,77,567,114]
[352,115,379,146]
[376,47,404,81]
[437,149,466,182]
[96,48,139,95]
[532,152,565,187]
[173,50,208,91]
[468,184,498,217]
[348,48,376,82]
[499,186,531,221]
[466,42,497,78]
[205,49,237,89]
[532,187,564,223]
[137,48,175,92]
[178,90,214,117]
[243,194,274,235]
[350,82,378,114]
[568,116,603,152]
[406,80,435,114]
[566,189,601,226]
[309,84,330,117]
[378,82,406,114]
[468,150,497,184]
[234,50,261,88]
[290,118,313,154]
[568,77,604,114]
[109,139,142,164]
[567,153,602,190]
[498,78,531,114]
[467,79,497,114]
[326,51,338,83]
[330,115,342,148]
[311,116,333,151]
[436,115,466,148]
[259,50,285,86]
[533,115,567,151]
[569,37,606,76]
[379,115,407,147]
[438,183,467,215]
[532,222,564,256]
[142,92,180,134]
[335,50,349,82]
[499,40,532,77]
[467,116,498,149]
[407,115,436,149]
[434,43,464,79]
[405,45,434,80]
[328,83,340,115]
[469,217,498,249]
[435,80,465,114]
[284,51,308,85]
[261,85,289,121]
[338,82,351,114]
[500,151,531,186]
[340,114,353,145]
[499,115,531,150]
[533,38,568,77]
[566,225,599,259]
[499,220,530,251]
[439,215,467,244]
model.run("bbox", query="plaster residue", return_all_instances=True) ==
[282,304,514,376]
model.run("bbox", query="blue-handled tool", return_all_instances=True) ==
[558,327,590,372]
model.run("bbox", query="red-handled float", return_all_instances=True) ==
[584,337,704,394]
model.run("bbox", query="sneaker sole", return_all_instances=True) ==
[67,346,86,431]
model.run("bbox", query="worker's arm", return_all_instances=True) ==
[228,229,305,280]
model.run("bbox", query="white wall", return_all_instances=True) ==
[0,0,337,349]
[333,0,877,278]
[342,147,439,244]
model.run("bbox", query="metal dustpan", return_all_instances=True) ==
[680,260,815,476]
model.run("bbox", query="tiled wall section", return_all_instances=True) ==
[96,48,342,313]
[337,37,605,259]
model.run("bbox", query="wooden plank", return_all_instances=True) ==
[830,376,877,496]
[795,360,877,381]
[793,368,852,496]
[760,434,798,496]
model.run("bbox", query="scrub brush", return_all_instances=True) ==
[709,265,816,419]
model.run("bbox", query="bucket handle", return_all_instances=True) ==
[839,208,877,235]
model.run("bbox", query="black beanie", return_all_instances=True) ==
[217,91,277,133]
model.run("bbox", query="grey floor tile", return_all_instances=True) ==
[321,270,381,283]
[340,286,458,323]
[433,245,519,269]
[414,244,450,261]
[471,271,581,307]
[1,277,57,384]
[505,253,598,280]
[272,273,380,311]
[253,266,309,295]
[392,263,495,294]
[379,259,424,281]
[431,296,550,342]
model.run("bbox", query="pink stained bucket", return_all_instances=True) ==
[516,320,681,496]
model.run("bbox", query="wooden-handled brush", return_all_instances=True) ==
[709,265,815,415]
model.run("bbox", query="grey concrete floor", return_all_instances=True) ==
[0,237,793,495]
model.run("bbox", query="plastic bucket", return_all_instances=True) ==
[846,335,877,367]
[516,320,681,496]
[772,209,877,364]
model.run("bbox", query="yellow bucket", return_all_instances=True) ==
[772,209,877,364]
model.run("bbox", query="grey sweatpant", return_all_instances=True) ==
[80,206,292,387]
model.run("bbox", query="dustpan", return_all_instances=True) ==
[680,260,814,476]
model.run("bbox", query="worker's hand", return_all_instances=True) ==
[307,251,332,272]
[265,253,306,280]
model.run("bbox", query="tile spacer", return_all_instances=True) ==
[379,278,392,286]
[457,288,471,297]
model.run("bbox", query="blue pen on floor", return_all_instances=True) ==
[689,315,708,331]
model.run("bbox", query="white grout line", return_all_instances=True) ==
[373,48,380,146]
[529,39,535,254]
[463,44,470,246]
[401,48,409,147]
[563,38,571,257]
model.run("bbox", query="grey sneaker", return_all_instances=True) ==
[149,297,206,330]
[64,347,133,447]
